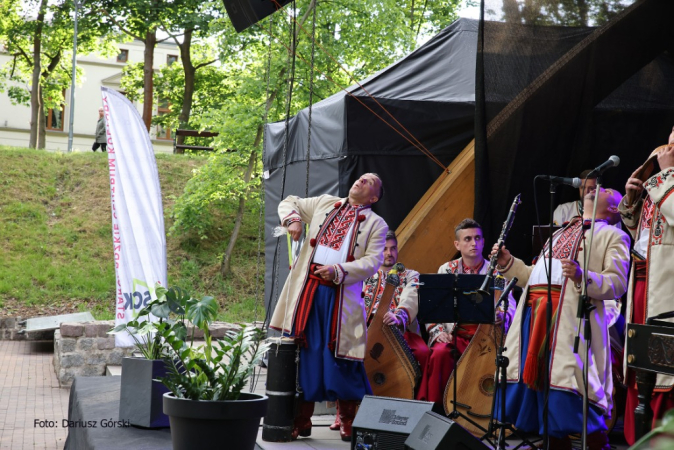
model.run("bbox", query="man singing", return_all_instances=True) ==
[269,173,388,441]
[492,188,630,450]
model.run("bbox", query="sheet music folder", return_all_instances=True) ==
[417,274,494,324]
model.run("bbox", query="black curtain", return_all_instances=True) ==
[475,0,674,260]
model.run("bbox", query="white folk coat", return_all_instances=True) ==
[500,222,630,413]
[620,167,674,390]
[269,195,388,361]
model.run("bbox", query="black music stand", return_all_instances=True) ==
[418,273,495,434]
[418,274,494,325]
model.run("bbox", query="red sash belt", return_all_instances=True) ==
[294,263,339,350]
[523,284,562,391]
[455,323,478,340]
[634,259,647,281]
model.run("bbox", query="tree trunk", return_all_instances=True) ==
[29,0,47,149]
[175,29,195,154]
[38,82,46,149]
[142,30,157,131]
[220,147,258,277]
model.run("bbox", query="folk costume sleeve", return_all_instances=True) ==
[583,229,631,302]
[619,197,644,239]
[645,167,674,224]
[278,194,326,226]
[497,257,533,289]
[394,269,420,330]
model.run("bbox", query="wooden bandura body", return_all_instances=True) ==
[443,291,504,437]
[364,266,421,399]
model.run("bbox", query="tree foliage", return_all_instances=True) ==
[0,0,117,148]
[164,0,460,241]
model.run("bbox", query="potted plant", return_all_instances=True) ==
[154,289,270,450]
[109,285,192,428]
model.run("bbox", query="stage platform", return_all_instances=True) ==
[64,375,631,450]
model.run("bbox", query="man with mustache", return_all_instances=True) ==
[492,188,629,450]
[270,173,388,441]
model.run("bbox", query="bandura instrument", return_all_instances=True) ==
[625,144,669,207]
[364,263,422,399]
[443,292,505,437]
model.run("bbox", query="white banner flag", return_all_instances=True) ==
[102,87,167,347]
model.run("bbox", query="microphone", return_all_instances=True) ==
[589,155,620,176]
[538,175,582,188]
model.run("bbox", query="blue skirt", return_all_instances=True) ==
[288,284,372,402]
[495,305,607,438]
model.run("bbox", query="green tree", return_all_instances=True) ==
[0,0,116,148]
[97,0,166,131]
[166,0,459,277]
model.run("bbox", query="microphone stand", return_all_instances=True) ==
[542,179,557,450]
[573,176,602,450]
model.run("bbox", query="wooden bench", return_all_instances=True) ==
[173,129,219,153]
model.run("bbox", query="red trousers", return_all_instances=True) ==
[415,334,471,403]
[624,262,674,444]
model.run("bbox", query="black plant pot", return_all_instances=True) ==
[119,357,170,428]
[163,392,268,450]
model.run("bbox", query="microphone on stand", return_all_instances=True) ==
[589,155,620,176]
[537,175,582,188]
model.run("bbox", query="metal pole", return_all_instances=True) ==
[67,0,79,153]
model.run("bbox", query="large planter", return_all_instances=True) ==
[119,357,170,428]
[163,392,268,450]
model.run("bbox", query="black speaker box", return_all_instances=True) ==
[222,0,293,32]
[351,395,434,450]
[404,411,490,450]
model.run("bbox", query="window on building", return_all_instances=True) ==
[117,49,129,63]
[167,54,178,65]
[45,92,65,131]
[156,99,171,140]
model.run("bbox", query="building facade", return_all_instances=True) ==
[0,39,178,153]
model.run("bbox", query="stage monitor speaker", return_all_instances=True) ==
[223,0,293,33]
[404,411,489,450]
[351,395,434,450]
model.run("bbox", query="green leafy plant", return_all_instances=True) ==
[158,318,270,401]
[108,285,192,360]
[111,283,270,401]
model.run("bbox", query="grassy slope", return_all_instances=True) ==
[0,147,266,323]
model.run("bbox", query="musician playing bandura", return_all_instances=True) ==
[415,218,516,403]
[269,173,388,441]
[330,230,430,431]
[492,188,629,450]
[620,128,674,445]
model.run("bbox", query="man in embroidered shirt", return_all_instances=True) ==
[415,218,516,403]
[269,173,388,441]
[620,129,674,444]
[492,188,629,450]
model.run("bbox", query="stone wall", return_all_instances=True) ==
[52,320,241,387]
[53,321,135,387]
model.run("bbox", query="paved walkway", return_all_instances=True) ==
[0,341,70,450]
